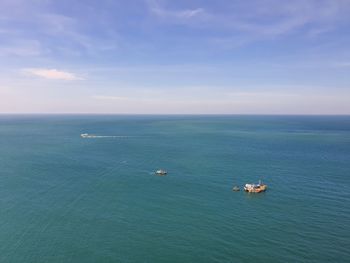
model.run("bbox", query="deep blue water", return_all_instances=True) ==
[0,115,349,262]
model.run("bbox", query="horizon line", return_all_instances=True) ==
[0,113,350,116]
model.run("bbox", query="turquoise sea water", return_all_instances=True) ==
[0,115,349,262]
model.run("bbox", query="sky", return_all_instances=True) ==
[0,0,350,114]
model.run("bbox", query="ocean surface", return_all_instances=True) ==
[0,115,349,263]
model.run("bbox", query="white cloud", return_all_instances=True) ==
[23,68,83,80]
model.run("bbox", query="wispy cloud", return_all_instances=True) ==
[331,61,350,68]
[0,40,42,56]
[0,1,120,58]
[90,86,350,114]
[152,7,205,19]
[148,0,206,21]
[23,68,83,80]
[231,0,348,35]
[0,85,12,94]
[147,0,350,47]
[93,95,130,101]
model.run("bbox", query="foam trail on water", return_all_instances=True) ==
[80,133,135,138]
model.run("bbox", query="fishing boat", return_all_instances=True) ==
[155,169,167,176]
[244,180,267,193]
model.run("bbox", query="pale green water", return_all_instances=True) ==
[0,115,349,262]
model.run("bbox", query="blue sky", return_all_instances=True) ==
[0,0,350,114]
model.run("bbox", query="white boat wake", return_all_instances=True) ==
[80,133,133,138]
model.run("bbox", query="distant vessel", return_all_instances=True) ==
[155,169,167,176]
[81,133,99,138]
[244,180,267,193]
[232,186,240,191]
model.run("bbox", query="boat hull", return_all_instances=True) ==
[155,170,167,176]
[244,184,267,193]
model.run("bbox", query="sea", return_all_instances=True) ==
[0,115,349,263]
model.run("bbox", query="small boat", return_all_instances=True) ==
[81,133,96,138]
[232,186,240,191]
[244,180,267,193]
[155,169,167,176]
